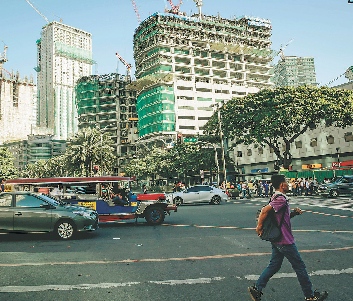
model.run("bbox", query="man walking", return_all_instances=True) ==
[248,174,328,301]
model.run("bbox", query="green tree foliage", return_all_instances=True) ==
[204,86,353,168]
[65,127,116,176]
[0,147,18,179]
[124,143,218,181]
[21,156,68,178]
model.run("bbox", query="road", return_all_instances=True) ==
[0,195,352,301]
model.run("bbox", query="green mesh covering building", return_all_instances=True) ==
[75,73,138,159]
[133,12,274,141]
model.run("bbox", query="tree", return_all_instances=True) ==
[124,143,221,183]
[204,86,353,169]
[0,147,18,179]
[65,128,116,176]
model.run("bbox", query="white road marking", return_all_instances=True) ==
[0,277,225,293]
[245,267,353,281]
[1,268,352,293]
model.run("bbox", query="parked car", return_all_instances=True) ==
[0,192,99,239]
[317,175,353,197]
[169,185,228,205]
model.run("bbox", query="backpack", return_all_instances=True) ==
[256,194,287,242]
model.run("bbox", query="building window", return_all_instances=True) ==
[237,151,242,157]
[295,141,302,149]
[326,135,334,144]
[344,132,353,142]
[258,147,263,154]
[310,138,317,147]
[247,149,252,156]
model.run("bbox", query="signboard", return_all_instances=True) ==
[78,201,97,210]
[183,137,198,143]
[302,164,322,170]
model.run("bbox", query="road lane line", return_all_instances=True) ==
[1,268,352,293]
[1,246,353,267]
[245,267,353,281]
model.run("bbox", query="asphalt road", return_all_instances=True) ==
[0,195,352,301]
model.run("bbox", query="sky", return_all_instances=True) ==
[1,0,352,86]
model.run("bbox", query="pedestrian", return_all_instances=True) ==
[0,178,5,192]
[248,174,328,301]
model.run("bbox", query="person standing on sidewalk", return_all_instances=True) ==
[248,174,328,301]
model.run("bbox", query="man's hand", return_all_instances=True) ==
[293,207,303,215]
[256,225,263,237]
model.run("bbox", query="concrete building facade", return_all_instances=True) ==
[133,12,274,141]
[0,71,37,145]
[272,56,317,87]
[36,21,93,140]
[76,73,138,161]
[5,134,66,170]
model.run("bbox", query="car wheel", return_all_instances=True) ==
[329,189,339,197]
[173,196,183,206]
[145,207,165,225]
[55,220,75,239]
[210,195,221,205]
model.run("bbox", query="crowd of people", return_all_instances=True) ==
[224,177,323,199]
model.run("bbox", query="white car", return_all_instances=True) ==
[170,185,228,205]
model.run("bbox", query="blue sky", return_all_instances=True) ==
[1,0,352,86]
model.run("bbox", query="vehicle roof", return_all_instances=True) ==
[5,176,134,185]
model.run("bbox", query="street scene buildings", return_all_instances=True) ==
[0,1,352,178]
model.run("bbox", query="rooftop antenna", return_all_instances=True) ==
[25,0,50,23]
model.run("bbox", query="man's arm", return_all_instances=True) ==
[290,207,303,218]
[256,204,274,236]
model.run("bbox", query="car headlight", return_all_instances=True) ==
[73,211,91,218]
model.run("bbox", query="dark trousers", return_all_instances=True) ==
[256,243,313,298]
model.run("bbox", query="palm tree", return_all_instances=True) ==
[66,128,116,176]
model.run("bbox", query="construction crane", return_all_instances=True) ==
[0,44,8,75]
[115,52,132,76]
[278,39,293,61]
[193,0,203,17]
[25,0,50,23]
[168,0,183,14]
[131,0,141,24]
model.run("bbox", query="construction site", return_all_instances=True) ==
[0,45,37,146]
[132,0,274,140]
[75,72,138,162]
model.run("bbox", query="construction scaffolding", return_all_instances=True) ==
[133,12,274,138]
[75,73,138,157]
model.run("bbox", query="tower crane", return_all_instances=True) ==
[193,0,203,17]
[25,0,50,23]
[115,52,132,76]
[131,0,141,24]
[277,39,293,61]
[168,0,183,15]
[0,44,8,75]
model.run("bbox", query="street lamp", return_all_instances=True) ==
[211,103,227,185]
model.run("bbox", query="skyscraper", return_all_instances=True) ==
[36,21,94,140]
[133,12,274,140]
[272,56,317,87]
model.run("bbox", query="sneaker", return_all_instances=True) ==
[248,285,263,301]
[305,290,328,301]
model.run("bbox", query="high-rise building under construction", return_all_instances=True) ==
[272,56,317,87]
[132,12,274,140]
[36,21,94,140]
